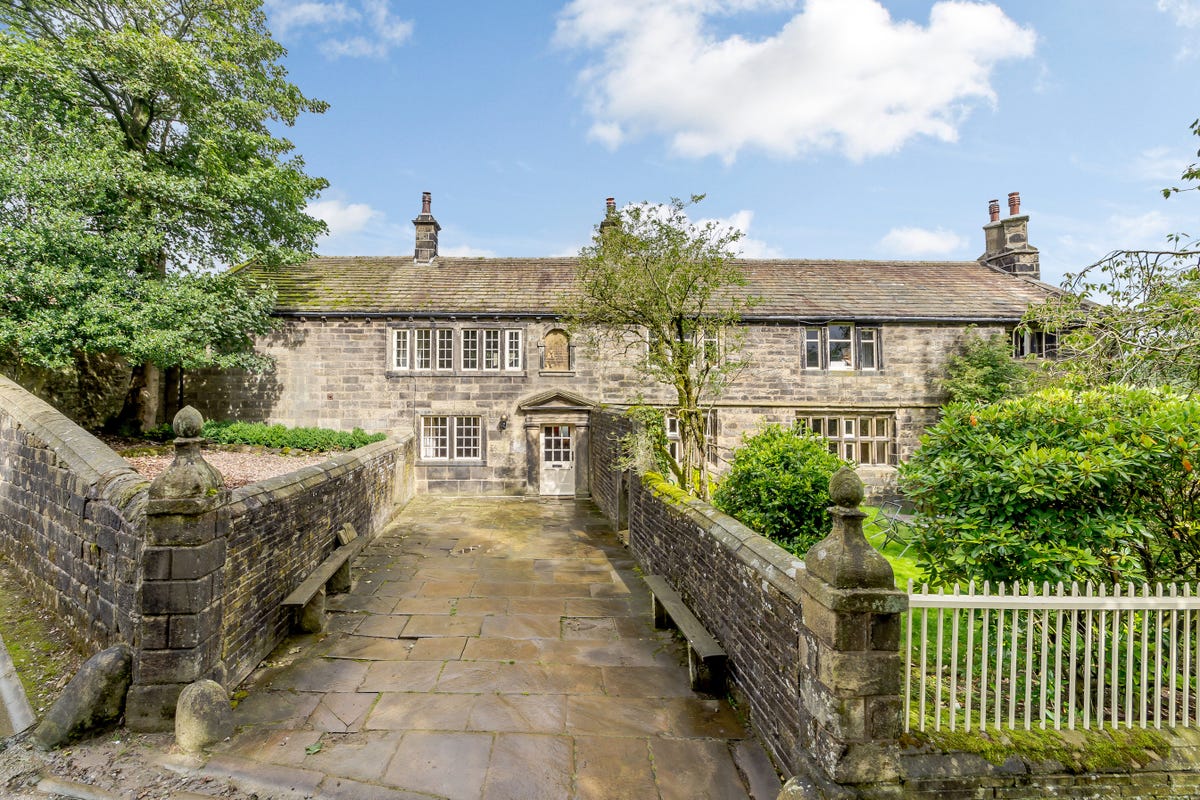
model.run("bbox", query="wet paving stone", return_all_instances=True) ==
[365,692,475,731]
[480,733,573,800]
[359,660,444,692]
[466,694,567,734]
[382,731,493,799]
[573,735,658,800]
[215,496,777,800]
[308,691,379,733]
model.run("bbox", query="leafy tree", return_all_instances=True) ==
[713,424,848,555]
[1163,117,1200,197]
[1023,241,1200,393]
[899,386,1200,587]
[939,327,1033,404]
[0,0,328,429]
[562,195,754,499]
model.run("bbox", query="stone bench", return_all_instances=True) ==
[642,574,727,693]
[282,523,366,633]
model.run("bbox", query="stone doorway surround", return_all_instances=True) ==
[517,389,594,498]
[204,496,782,799]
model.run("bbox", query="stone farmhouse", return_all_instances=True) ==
[189,192,1057,499]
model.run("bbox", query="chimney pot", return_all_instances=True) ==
[605,197,616,212]
[988,199,1000,223]
[1008,191,1020,216]
[421,191,432,215]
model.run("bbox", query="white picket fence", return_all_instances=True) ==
[905,580,1200,733]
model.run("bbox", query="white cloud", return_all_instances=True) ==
[308,197,381,238]
[266,0,413,59]
[1043,206,1189,286]
[695,209,783,258]
[555,0,1036,162]
[1133,146,1187,183]
[269,0,357,36]
[1111,210,1172,243]
[880,226,967,257]
[1158,0,1200,26]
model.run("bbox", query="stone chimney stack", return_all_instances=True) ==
[413,191,440,263]
[980,191,1039,280]
[599,196,618,233]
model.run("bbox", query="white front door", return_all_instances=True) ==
[540,425,575,496]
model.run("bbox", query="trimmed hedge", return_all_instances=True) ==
[200,420,386,452]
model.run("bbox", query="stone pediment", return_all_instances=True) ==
[517,389,595,414]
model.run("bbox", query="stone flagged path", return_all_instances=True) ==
[204,496,781,800]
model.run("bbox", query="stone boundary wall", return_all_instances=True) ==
[0,376,147,652]
[219,435,416,686]
[588,409,632,528]
[855,732,1200,800]
[626,473,811,776]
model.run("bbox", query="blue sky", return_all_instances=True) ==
[266,0,1200,287]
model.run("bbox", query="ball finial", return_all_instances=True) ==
[172,406,204,438]
[828,467,864,508]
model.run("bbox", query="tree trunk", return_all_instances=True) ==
[112,361,162,434]
[162,365,183,422]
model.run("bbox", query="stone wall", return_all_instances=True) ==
[188,318,995,496]
[0,376,146,652]
[0,375,419,729]
[129,431,417,729]
[851,731,1200,799]
[588,409,633,529]
[625,471,811,776]
[219,436,416,686]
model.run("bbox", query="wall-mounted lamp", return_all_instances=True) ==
[498,414,508,431]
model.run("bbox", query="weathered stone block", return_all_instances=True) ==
[801,601,870,651]
[126,683,184,732]
[170,538,226,580]
[135,647,205,685]
[168,607,220,649]
[816,648,903,697]
[141,575,213,615]
[142,548,171,581]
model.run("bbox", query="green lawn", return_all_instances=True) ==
[862,505,923,589]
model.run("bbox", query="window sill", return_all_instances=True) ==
[416,460,487,468]
[539,370,576,377]
[803,369,886,375]
[387,370,528,379]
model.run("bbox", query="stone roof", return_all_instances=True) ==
[242,256,1060,322]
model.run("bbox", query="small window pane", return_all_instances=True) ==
[506,330,522,370]
[804,329,821,369]
[393,330,410,370]
[484,330,501,370]
[455,416,481,460]
[462,330,479,369]
[421,416,449,460]
[415,330,432,370]
[543,425,572,463]
[859,328,877,370]
[437,330,454,370]
[828,325,854,370]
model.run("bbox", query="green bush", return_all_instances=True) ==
[899,386,1200,587]
[713,424,849,556]
[200,420,386,452]
[940,328,1032,405]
